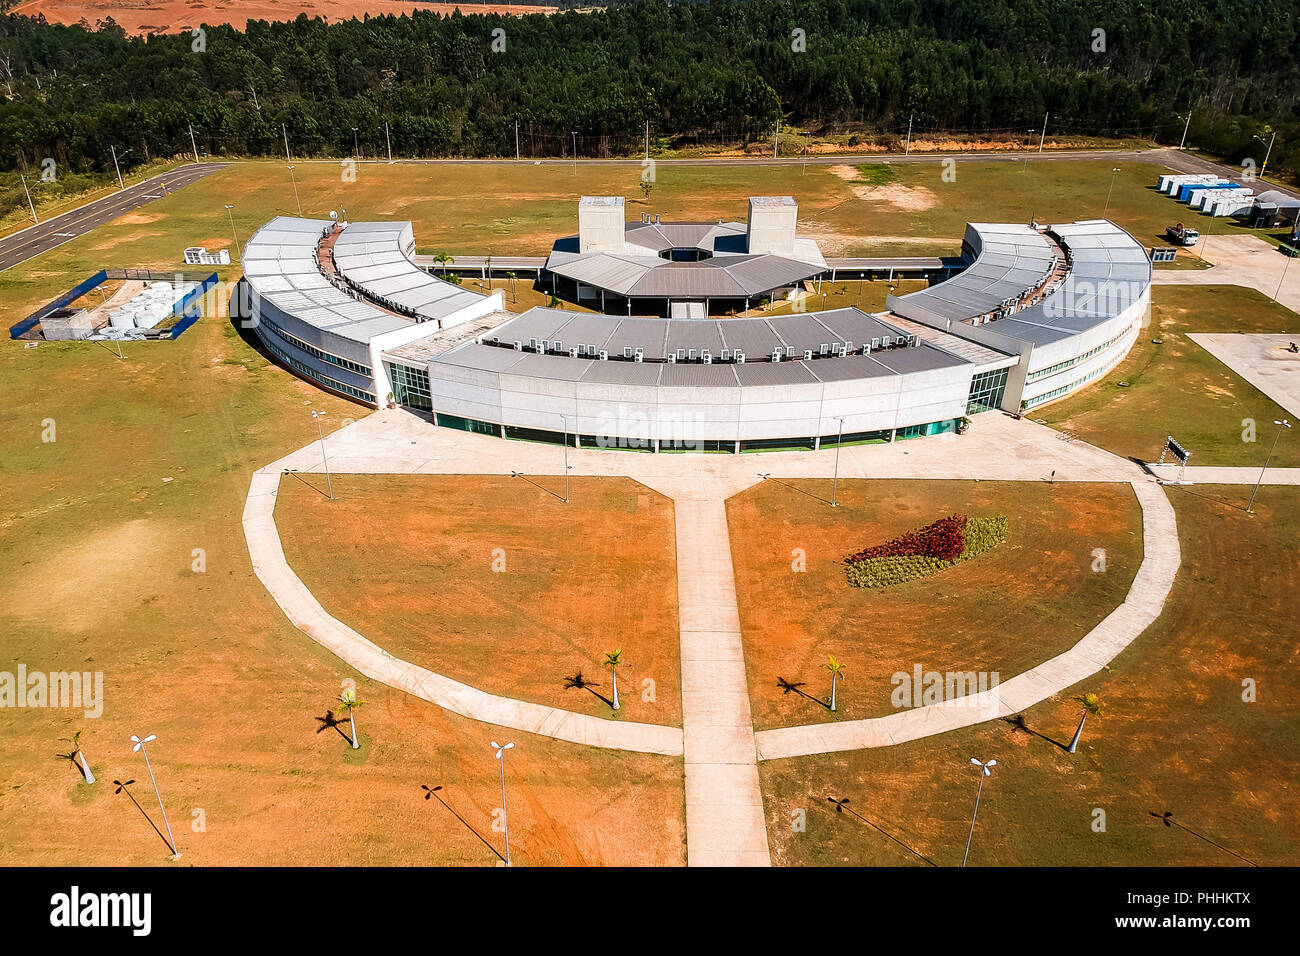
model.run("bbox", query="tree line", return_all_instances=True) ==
[0,0,1295,178]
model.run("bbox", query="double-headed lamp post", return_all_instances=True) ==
[492,741,515,865]
[559,413,571,503]
[312,410,335,500]
[831,415,845,507]
[1246,419,1291,513]
[130,734,179,859]
[1103,167,1122,217]
[224,204,240,262]
[962,757,996,867]
[1253,131,1277,181]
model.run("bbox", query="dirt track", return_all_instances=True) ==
[12,0,556,35]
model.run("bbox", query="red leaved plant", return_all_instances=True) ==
[844,514,969,564]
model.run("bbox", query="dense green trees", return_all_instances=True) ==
[0,0,1295,177]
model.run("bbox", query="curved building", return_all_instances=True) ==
[235,212,1150,452]
[231,216,504,405]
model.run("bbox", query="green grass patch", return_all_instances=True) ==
[851,164,898,187]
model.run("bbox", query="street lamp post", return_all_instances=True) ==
[1246,419,1291,513]
[19,172,37,223]
[110,146,130,190]
[1253,131,1277,181]
[831,415,845,507]
[130,734,179,859]
[286,164,302,215]
[351,126,360,158]
[1274,248,1295,303]
[491,741,515,865]
[1103,167,1121,217]
[559,414,570,503]
[962,757,996,867]
[225,204,240,261]
[571,131,578,176]
[312,410,335,500]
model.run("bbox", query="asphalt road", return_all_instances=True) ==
[0,163,229,274]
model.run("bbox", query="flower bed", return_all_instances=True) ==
[844,514,1008,588]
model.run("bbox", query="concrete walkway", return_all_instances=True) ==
[755,480,1180,760]
[1152,235,1300,314]
[243,465,684,756]
[1146,463,1300,484]
[640,478,770,866]
[246,409,1196,866]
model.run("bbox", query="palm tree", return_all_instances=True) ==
[601,649,624,710]
[824,655,846,712]
[1067,692,1102,753]
[72,729,95,783]
[337,688,365,749]
[505,270,518,303]
[433,251,453,275]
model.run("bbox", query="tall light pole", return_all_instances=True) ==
[571,130,578,176]
[282,123,291,163]
[351,126,359,158]
[225,204,240,261]
[831,415,844,507]
[1103,167,1122,217]
[286,164,302,215]
[130,734,178,859]
[312,410,335,500]
[1178,111,1192,149]
[962,757,996,867]
[491,740,515,865]
[559,413,570,503]
[110,145,130,190]
[20,173,38,223]
[1246,419,1290,513]
[384,121,393,163]
[1274,246,1295,302]
[1038,112,1048,152]
[1252,131,1277,181]
[189,123,200,163]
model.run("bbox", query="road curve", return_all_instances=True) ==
[0,163,230,273]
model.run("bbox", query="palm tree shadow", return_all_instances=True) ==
[1002,713,1069,751]
[55,751,80,773]
[564,672,614,708]
[421,786,506,864]
[777,676,832,711]
[314,709,353,742]
[112,780,174,854]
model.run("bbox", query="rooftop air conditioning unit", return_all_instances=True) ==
[735,351,746,364]
[553,340,563,352]
[803,349,814,361]
[819,343,829,355]
[771,349,783,362]
[513,340,523,351]
[599,350,609,360]
[634,351,644,363]
[721,349,731,361]
[870,338,880,350]
[703,353,713,364]
[569,347,578,358]
[529,338,538,349]
[540,339,551,353]
[623,346,633,359]
[880,335,892,347]
[667,353,677,363]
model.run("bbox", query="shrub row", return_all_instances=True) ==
[844,513,1009,589]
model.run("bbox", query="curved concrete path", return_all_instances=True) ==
[243,466,684,756]
[246,410,1191,866]
[754,479,1179,760]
